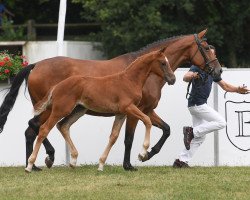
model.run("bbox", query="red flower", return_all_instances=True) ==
[3,57,10,62]
[0,61,5,66]
[4,69,10,74]
[22,61,28,67]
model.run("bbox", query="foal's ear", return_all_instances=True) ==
[159,47,167,54]
[198,28,208,39]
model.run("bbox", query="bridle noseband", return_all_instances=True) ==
[191,34,218,75]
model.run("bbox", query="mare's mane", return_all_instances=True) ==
[130,34,191,57]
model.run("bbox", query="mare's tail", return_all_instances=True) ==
[0,64,36,133]
[34,88,54,116]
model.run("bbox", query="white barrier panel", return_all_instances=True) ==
[218,69,250,166]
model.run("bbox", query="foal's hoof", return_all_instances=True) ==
[123,163,138,171]
[69,163,76,168]
[97,163,104,171]
[25,167,32,173]
[45,156,54,169]
[138,152,149,162]
[32,164,42,171]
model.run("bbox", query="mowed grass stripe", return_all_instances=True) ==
[0,165,250,200]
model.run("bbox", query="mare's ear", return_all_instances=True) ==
[198,29,208,39]
[159,47,167,54]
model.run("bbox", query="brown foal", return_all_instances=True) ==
[25,48,175,172]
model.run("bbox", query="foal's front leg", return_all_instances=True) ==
[98,114,126,171]
[141,110,171,162]
[125,104,152,161]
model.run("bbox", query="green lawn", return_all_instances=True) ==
[0,165,250,200]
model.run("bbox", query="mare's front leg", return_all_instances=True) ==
[140,110,171,162]
[123,115,139,171]
[25,116,55,170]
[125,104,152,161]
[98,114,126,171]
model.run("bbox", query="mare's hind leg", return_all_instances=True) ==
[98,114,126,171]
[25,112,60,173]
[26,116,55,169]
[56,106,88,168]
[141,110,171,162]
[123,116,139,171]
[124,104,152,161]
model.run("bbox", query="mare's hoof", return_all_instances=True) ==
[138,152,149,162]
[32,165,42,171]
[123,163,138,171]
[45,156,54,169]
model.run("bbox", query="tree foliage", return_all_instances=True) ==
[3,0,250,67]
[73,0,250,67]
[5,0,82,23]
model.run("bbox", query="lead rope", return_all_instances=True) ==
[186,79,193,99]
[185,73,208,99]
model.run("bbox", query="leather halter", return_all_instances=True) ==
[191,34,218,75]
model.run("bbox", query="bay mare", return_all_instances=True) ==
[0,29,222,170]
[25,49,175,172]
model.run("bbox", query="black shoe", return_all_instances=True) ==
[173,159,190,168]
[183,126,194,150]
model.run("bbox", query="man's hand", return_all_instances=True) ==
[237,85,250,94]
[192,72,200,79]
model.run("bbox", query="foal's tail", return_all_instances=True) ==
[0,64,36,133]
[34,88,54,116]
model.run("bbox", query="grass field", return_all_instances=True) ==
[0,165,250,200]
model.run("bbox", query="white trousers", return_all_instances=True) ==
[179,104,226,163]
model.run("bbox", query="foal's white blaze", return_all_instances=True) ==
[164,56,170,66]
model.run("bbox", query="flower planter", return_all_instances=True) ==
[0,77,14,85]
[0,51,28,84]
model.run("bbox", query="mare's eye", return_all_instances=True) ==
[204,46,210,51]
[161,62,166,66]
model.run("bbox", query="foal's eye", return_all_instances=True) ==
[161,62,166,66]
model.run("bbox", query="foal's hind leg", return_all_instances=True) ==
[98,114,126,171]
[57,106,88,168]
[141,110,171,162]
[124,104,152,161]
